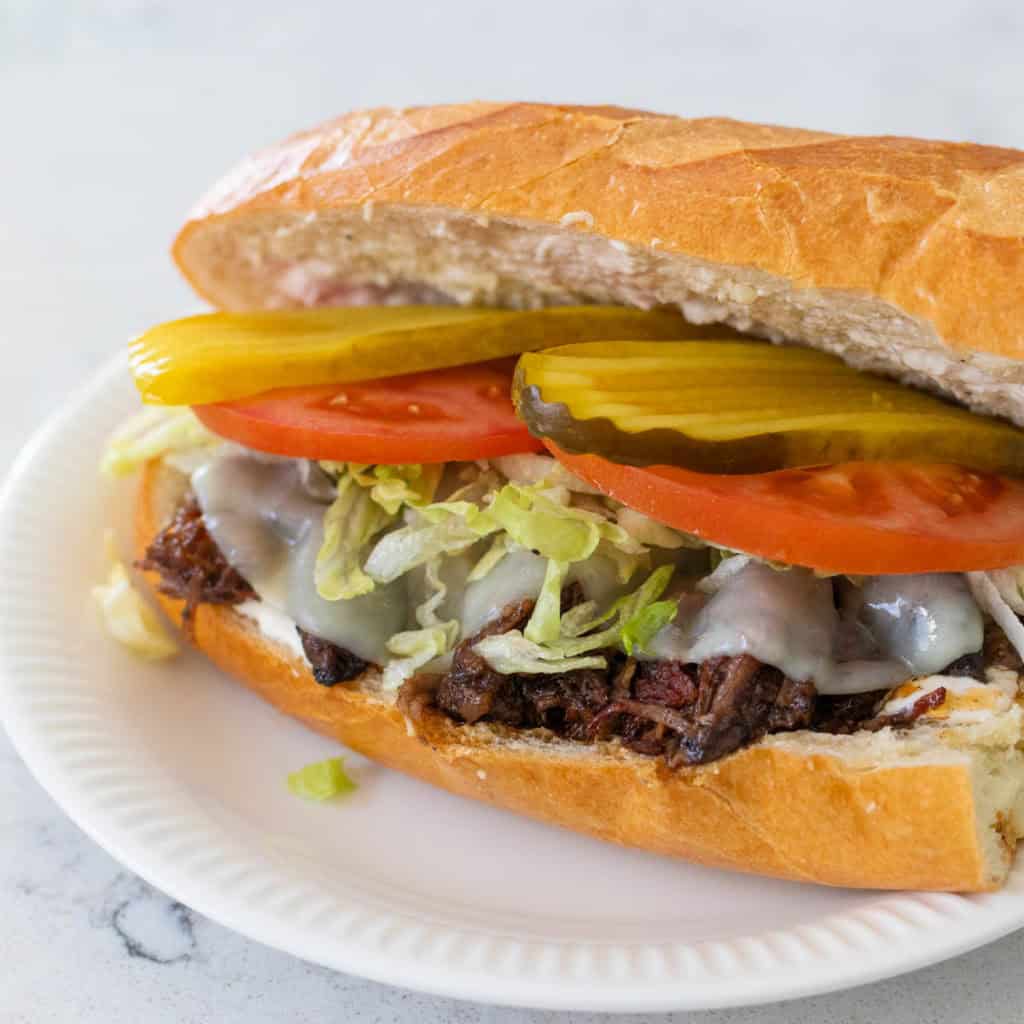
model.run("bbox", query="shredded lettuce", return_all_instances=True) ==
[596,541,647,585]
[346,462,443,515]
[383,626,454,689]
[92,531,178,659]
[554,564,676,656]
[363,480,662,593]
[488,486,602,562]
[490,454,602,494]
[468,533,513,582]
[364,521,477,583]
[382,558,459,688]
[364,493,506,584]
[101,407,219,479]
[473,564,678,673]
[315,473,395,600]
[471,633,608,675]
[620,600,679,656]
[319,462,442,515]
[287,757,357,801]
[615,506,688,549]
[486,486,649,572]
[365,511,492,584]
[418,499,498,534]
[524,559,568,644]
[559,599,601,637]
[699,554,751,593]
[985,567,1024,615]
[416,558,455,631]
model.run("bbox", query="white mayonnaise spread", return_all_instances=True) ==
[189,452,1009,702]
[235,598,307,661]
[880,674,1013,724]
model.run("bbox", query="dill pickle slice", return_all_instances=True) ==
[514,341,1024,476]
[130,306,717,405]
[559,382,940,420]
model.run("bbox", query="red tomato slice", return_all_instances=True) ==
[548,443,1024,573]
[194,361,543,464]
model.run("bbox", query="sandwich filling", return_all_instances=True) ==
[136,439,1024,767]
[108,303,1024,771]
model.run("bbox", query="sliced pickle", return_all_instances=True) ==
[130,306,722,405]
[514,341,1024,476]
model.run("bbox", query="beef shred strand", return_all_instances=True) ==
[298,627,369,686]
[137,497,255,631]
[141,497,370,680]
[433,602,820,765]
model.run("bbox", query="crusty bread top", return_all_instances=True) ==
[173,102,1024,425]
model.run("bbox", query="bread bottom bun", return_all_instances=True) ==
[137,458,1024,891]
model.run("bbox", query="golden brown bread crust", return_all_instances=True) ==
[136,459,1012,891]
[174,102,1024,360]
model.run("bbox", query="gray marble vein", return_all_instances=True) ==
[3,1,1024,1020]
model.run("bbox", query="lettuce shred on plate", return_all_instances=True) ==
[287,756,358,801]
[92,531,178,660]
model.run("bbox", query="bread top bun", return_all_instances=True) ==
[173,102,1024,425]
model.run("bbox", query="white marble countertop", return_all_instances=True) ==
[3,2,1024,1020]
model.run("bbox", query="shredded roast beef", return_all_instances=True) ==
[298,627,369,686]
[141,496,370,679]
[433,609,817,764]
[942,651,986,678]
[588,656,816,765]
[435,598,537,725]
[812,690,887,733]
[137,497,255,630]
[434,595,620,739]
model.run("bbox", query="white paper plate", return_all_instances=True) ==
[3,355,1024,1013]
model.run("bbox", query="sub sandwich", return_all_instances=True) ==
[102,102,1024,891]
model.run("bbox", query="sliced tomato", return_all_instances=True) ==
[194,360,543,464]
[548,443,1024,573]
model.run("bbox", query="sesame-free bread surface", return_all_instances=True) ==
[173,102,1024,425]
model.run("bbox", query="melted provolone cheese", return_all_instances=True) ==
[647,561,989,695]
[458,549,548,638]
[192,455,405,663]
[859,574,983,677]
[647,562,837,683]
